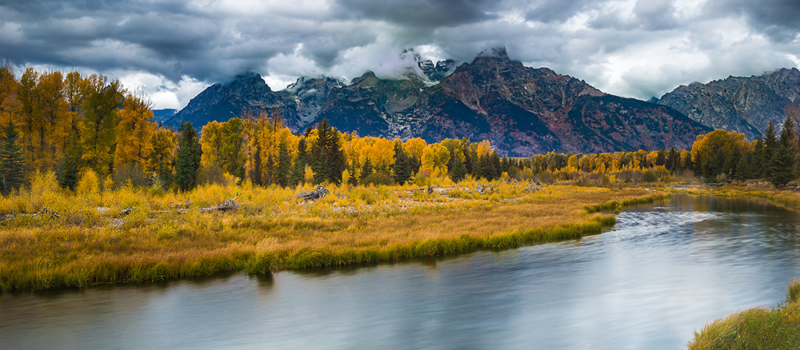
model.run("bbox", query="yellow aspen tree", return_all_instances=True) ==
[114,94,156,169]
[0,62,21,128]
[36,70,70,170]
[476,140,493,158]
[199,120,223,168]
[149,127,177,172]
[404,137,426,160]
[369,137,395,172]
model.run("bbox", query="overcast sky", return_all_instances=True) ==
[1,0,799,110]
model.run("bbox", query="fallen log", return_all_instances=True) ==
[199,193,240,212]
[0,208,61,222]
[295,185,329,201]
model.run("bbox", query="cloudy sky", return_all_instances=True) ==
[1,0,799,110]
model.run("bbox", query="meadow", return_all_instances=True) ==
[0,171,667,291]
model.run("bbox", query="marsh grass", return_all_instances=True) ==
[0,172,667,291]
[688,279,800,349]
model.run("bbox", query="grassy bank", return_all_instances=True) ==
[688,279,800,349]
[0,173,668,291]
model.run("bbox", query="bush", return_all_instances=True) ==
[361,172,392,186]
[76,169,100,196]
[642,170,657,183]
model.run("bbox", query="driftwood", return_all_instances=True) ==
[475,185,494,194]
[199,193,240,212]
[296,185,329,201]
[0,208,61,222]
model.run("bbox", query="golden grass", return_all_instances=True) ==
[688,279,800,349]
[0,172,668,291]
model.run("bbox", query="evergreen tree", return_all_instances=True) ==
[781,115,796,148]
[309,119,330,183]
[762,121,778,179]
[58,131,82,190]
[276,142,291,187]
[327,131,346,184]
[347,159,359,186]
[392,144,412,185]
[769,143,795,187]
[360,157,373,183]
[175,121,202,191]
[449,156,467,183]
[491,152,502,179]
[0,121,26,194]
[666,148,678,172]
[735,155,749,181]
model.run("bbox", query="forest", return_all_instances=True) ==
[1,64,799,197]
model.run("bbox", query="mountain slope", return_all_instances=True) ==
[654,68,800,139]
[172,48,714,156]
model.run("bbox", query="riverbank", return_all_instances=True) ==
[0,174,668,291]
[688,279,800,349]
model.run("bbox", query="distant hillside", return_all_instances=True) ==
[653,68,800,139]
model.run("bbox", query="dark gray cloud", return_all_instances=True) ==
[0,0,797,109]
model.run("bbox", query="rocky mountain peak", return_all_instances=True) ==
[475,46,509,60]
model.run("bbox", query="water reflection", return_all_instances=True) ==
[2,195,800,349]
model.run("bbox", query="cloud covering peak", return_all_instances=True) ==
[1,0,798,109]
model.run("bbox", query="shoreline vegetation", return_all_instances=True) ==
[0,171,668,292]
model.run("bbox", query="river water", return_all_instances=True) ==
[2,195,800,349]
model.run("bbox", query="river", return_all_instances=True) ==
[2,194,800,349]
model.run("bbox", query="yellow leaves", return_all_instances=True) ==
[691,129,751,165]
[304,166,314,184]
[421,143,449,174]
[115,94,156,169]
[149,128,177,171]
[476,140,493,158]
[200,120,223,169]
[369,138,395,172]
[404,138,426,160]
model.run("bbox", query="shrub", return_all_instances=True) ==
[642,170,657,183]
[361,172,392,186]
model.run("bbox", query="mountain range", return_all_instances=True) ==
[157,48,799,156]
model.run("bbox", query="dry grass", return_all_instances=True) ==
[688,279,800,349]
[0,172,668,291]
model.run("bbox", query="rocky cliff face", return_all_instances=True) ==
[654,68,800,139]
[171,48,714,156]
[166,73,299,129]
[407,47,710,154]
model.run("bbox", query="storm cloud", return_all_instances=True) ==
[0,0,798,109]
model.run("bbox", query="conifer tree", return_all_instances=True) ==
[463,148,473,175]
[781,115,796,148]
[58,132,82,190]
[0,121,26,194]
[762,121,778,178]
[450,156,467,183]
[175,121,202,191]
[360,157,373,183]
[735,155,749,181]
[769,143,795,187]
[276,142,291,187]
[392,143,412,185]
[310,119,330,183]
[327,131,346,184]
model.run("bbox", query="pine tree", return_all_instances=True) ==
[360,157,373,183]
[769,143,795,187]
[0,121,26,194]
[310,119,330,183]
[491,152,502,179]
[735,155,749,181]
[781,115,796,148]
[751,138,763,178]
[392,144,412,185]
[276,142,291,187]
[762,121,778,179]
[450,156,467,183]
[175,121,202,191]
[58,131,82,190]
[327,131,346,184]
[463,148,473,175]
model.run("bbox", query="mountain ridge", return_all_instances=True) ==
[167,48,721,156]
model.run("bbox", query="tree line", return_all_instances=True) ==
[2,64,799,193]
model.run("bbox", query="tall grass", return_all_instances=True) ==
[688,279,800,349]
[0,172,664,291]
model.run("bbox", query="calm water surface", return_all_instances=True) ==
[2,194,800,349]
